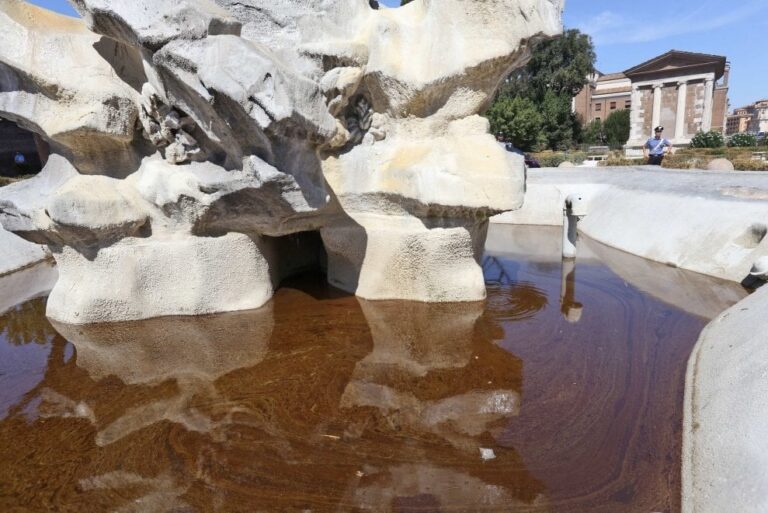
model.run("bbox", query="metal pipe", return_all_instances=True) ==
[562,194,587,259]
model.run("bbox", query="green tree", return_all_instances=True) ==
[539,90,576,150]
[499,29,596,101]
[584,118,605,145]
[489,29,596,150]
[603,109,631,149]
[485,96,544,151]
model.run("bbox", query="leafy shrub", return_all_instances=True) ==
[728,133,758,147]
[600,157,645,167]
[673,147,756,161]
[661,155,701,169]
[732,159,768,171]
[689,130,725,148]
[567,151,587,165]
[486,96,544,152]
[533,151,567,167]
[531,151,588,167]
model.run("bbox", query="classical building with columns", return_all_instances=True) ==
[573,50,730,155]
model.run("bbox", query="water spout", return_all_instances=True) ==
[562,194,588,259]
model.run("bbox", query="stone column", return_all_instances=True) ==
[652,83,663,132]
[675,81,688,141]
[702,76,715,132]
[629,84,642,142]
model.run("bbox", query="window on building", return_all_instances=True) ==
[595,117,601,123]
[595,103,602,112]
[610,102,616,110]
[625,100,631,108]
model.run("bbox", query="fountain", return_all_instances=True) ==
[2,1,768,513]
[0,0,562,323]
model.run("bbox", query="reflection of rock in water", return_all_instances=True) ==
[51,306,274,385]
[78,471,191,513]
[582,236,747,320]
[0,285,546,511]
[50,306,274,446]
[353,463,550,512]
[339,299,543,509]
[352,299,484,375]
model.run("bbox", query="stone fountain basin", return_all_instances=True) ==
[2,164,768,513]
[491,165,768,513]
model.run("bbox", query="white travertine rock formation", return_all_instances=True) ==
[682,285,768,513]
[0,0,563,323]
[0,1,145,175]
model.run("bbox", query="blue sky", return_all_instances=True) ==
[27,0,767,109]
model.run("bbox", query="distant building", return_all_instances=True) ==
[573,71,633,124]
[573,50,730,154]
[726,100,768,135]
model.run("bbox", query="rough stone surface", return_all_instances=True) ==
[707,158,734,171]
[70,0,242,50]
[0,1,146,175]
[0,0,563,322]
[0,259,57,314]
[0,154,78,275]
[47,233,274,324]
[683,285,768,513]
[0,226,46,276]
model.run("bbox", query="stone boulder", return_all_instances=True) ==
[684,285,768,513]
[70,0,241,50]
[707,158,735,171]
[0,0,563,323]
[0,1,145,176]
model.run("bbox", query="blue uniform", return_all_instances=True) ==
[644,137,671,156]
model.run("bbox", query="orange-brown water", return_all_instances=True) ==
[0,226,748,512]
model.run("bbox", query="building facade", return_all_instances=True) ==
[573,50,729,154]
[726,100,768,135]
[573,72,632,124]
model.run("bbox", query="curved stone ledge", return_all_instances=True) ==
[682,285,768,513]
[492,166,768,283]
